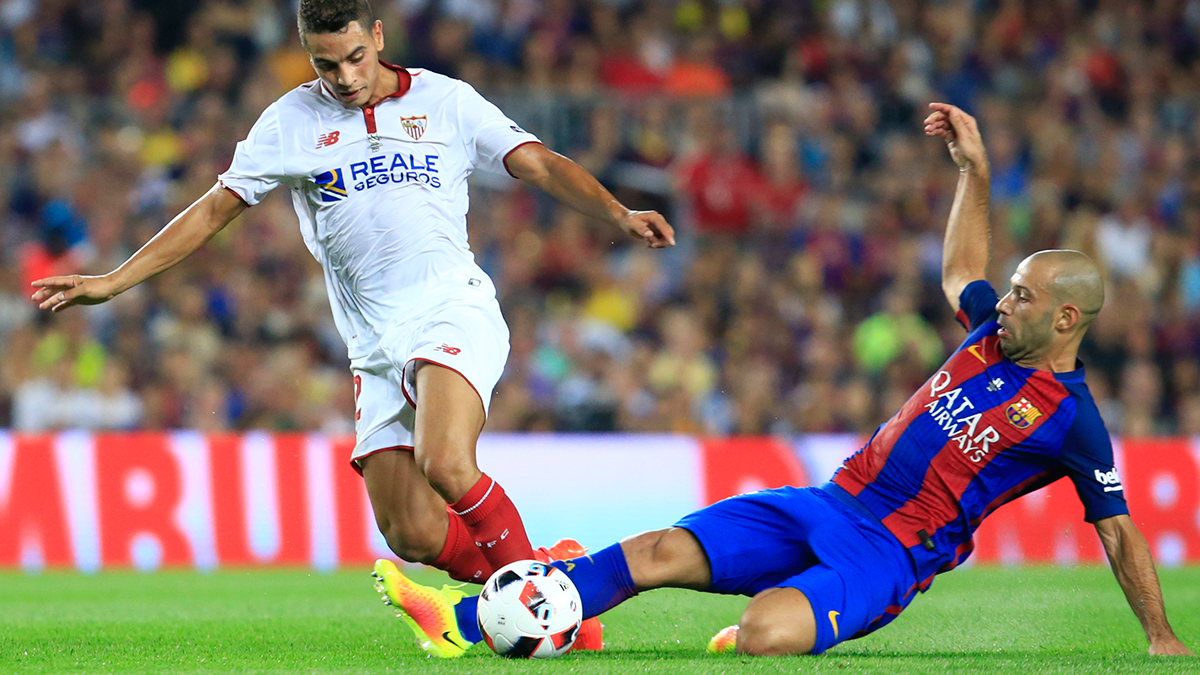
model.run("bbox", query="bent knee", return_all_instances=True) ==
[374,511,445,564]
[736,620,814,656]
[737,589,817,656]
[623,528,710,589]
[415,451,479,500]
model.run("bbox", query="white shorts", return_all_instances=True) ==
[349,295,510,468]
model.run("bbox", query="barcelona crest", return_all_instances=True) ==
[1005,397,1043,429]
[400,115,427,141]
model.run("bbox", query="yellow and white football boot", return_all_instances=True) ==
[372,559,473,658]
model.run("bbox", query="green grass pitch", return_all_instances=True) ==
[1,566,1197,674]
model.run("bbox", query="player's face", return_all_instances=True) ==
[305,20,385,108]
[995,260,1056,362]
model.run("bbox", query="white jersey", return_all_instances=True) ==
[218,65,539,360]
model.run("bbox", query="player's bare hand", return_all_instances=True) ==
[1149,637,1194,656]
[31,274,120,312]
[620,210,676,248]
[924,103,988,174]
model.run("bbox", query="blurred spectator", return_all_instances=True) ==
[676,117,760,236]
[664,34,730,99]
[0,266,33,344]
[1095,195,1153,283]
[13,360,76,431]
[753,124,807,234]
[75,360,144,430]
[852,287,943,375]
[648,307,717,403]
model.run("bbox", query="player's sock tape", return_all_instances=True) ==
[455,596,483,643]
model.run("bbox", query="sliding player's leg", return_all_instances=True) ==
[462,526,710,629]
[707,487,920,656]
[410,361,537,569]
[729,559,904,656]
[374,525,713,656]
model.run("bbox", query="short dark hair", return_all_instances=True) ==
[297,0,375,40]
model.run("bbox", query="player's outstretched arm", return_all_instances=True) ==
[31,183,247,312]
[925,103,990,314]
[503,143,675,249]
[1095,515,1194,656]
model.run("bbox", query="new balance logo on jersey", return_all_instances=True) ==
[434,344,461,355]
[316,131,340,148]
[314,169,348,202]
[1094,468,1124,492]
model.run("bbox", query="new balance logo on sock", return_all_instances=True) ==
[478,530,509,549]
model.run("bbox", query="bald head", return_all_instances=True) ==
[1023,250,1105,330]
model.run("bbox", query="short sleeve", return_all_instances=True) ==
[456,82,541,177]
[1058,392,1129,523]
[955,280,1000,331]
[218,106,285,206]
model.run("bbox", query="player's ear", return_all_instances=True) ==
[373,19,384,51]
[1057,305,1081,333]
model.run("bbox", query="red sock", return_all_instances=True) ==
[450,473,535,570]
[430,506,493,583]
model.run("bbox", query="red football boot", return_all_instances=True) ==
[538,538,587,561]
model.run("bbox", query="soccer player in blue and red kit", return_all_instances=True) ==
[372,103,1193,658]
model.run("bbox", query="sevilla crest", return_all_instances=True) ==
[401,115,427,141]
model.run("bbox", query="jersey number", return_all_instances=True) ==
[354,374,362,421]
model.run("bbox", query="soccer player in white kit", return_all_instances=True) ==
[31,0,674,653]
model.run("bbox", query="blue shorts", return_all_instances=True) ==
[675,484,918,654]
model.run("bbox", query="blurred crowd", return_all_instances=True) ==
[3,0,1200,437]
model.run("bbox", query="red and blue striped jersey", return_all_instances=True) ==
[831,280,1128,589]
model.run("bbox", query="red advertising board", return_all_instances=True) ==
[0,433,1195,570]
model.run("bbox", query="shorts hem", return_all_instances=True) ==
[671,519,726,588]
[778,580,837,655]
[349,445,415,475]
[404,357,489,419]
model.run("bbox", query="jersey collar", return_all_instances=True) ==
[1011,355,1087,383]
[1052,359,1086,383]
[372,61,412,105]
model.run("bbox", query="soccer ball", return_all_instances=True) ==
[476,560,582,658]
